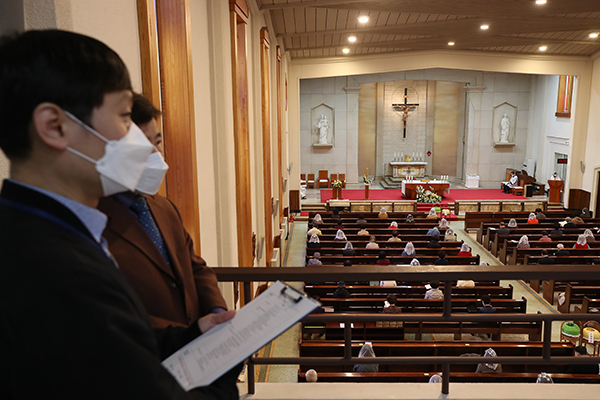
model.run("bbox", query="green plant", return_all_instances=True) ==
[332,179,343,188]
[362,175,374,185]
[415,185,442,204]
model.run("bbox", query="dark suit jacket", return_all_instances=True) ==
[0,180,238,399]
[98,195,227,328]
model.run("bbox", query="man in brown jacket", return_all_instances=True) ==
[98,94,227,328]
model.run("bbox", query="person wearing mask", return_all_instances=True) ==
[388,230,402,242]
[537,250,555,264]
[507,218,518,229]
[425,281,444,299]
[479,296,496,313]
[402,242,416,257]
[307,252,323,265]
[427,226,440,236]
[334,229,347,241]
[343,242,356,256]
[366,236,380,249]
[426,207,438,220]
[307,222,322,237]
[444,228,457,241]
[538,231,552,242]
[388,221,399,229]
[357,224,370,236]
[307,233,321,249]
[555,243,571,257]
[457,243,472,257]
[516,235,530,249]
[378,207,389,219]
[526,212,539,224]
[574,234,590,249]
[0,30,238,399]
[353,343,379,373]
[434,250,450,265]
[376,251,391,265]
[427,235,442,248]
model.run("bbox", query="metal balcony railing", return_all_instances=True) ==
[215,265,600,395]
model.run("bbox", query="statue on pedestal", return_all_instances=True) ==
[500,113,510,143]
[315,115,330,144]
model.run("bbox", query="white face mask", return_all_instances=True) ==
[64,111,154,196]
[136,151,169,195]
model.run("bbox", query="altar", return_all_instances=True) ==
[390,161,427,178]
[401,180,450,200]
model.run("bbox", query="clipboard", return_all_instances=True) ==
[162,281,319,391]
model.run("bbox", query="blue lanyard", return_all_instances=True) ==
[0,197,118,268]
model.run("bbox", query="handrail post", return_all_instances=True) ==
[542,318,552,360]
[443,280,452,318]
[344,320,352,359]
[442,363,450,394]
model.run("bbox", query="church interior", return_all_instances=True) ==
[2,0,600,399]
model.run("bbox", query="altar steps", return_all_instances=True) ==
[381,176,403,189]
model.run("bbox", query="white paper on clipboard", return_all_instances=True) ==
[162,281,318,391]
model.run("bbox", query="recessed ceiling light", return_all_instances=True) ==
[448,42,455,46]
[539,45,547,51]
[342,48,350,54]
[480,25,489,30]
[589,32,599,38]
[348,36,357,43]
[358,16,369,23]
[535,0,547,4]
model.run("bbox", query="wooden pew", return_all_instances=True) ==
[318,297,527,313]
[308,280,501,287]
[490,233,584,257]
[307,248,463,261]
[304,285,514,300]
[314,255,480,266]
[524,256,600,265]
[574,297,600,313]
[558,284,600,313]
[311,235,460,244]
[506,245,600,265]
[541,280,600,305]
[465,210,578,231]
[307,241,464,252]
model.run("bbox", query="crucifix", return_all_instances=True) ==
[392,88,419,138]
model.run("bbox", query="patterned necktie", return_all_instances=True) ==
[130,196,171,267]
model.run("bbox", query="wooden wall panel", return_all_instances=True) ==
[260,28,273,265]
[229,0,254,270]
[276,46,283,223]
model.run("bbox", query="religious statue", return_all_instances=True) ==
[500,113,510,143]
[315,115,330,144]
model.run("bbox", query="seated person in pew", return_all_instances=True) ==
[516,235,530,249]
[305,369,318,382]
[332,282,351,298]
[435,250,450,265]
[426,207,439,220]
[307,223,322,237]
[584,229,596,242]
[388,221,399,229]
[439,218,449,229]
[356,214,367,225]
[551,223,564,236]
[378,208,389,219]
[574,234,590,249]
[312,213,324,226]
[563,217,576,229]
[357,224,370,236]
[508,218,518,229]
[405,214,415,223]
[334,221,345,231]
[580,207,592,219]
[382,294,402,314]
[334,229,347,241]
[536,208,547,220]
[343,260,353,267]
[353,343,379,373]
[427,235,442,248]
[496,221,510,235]
[331,209,341,220]
[343,242,356,256]
[444,228,457,241]
[567,346,600,375]
[457,243,473,257]
[388,230,402,242]
[308,234,321,249]
[401,242,416,257]
[527,212,539,224]
[366,236,380,249]
[539,230,552,242]
[503,171,518,193]
[537,250,555,265]
[555,243,571,257]
[410,259,421,266]
[376,251,391,266]
[476,348,502,373]
[573,216,585,225]
[536,372,554,383]
[424,281,444,299]
[429,375,443,383]
[427,226,440,236]
[479,296,497,313]
[307,252,323,266]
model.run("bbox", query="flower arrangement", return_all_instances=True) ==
[332,179,343,188]
[415,185,442,204]
[362,175,374,185]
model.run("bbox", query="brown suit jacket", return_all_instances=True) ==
[98,194,227,328]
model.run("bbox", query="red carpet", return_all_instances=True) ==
[320,188,527,203]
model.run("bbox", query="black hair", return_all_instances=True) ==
[499,221,505,227]
[131,93,161,126]
[358,214,365,219]
[438,250,446,258]
[360,223,367,229]
[541,230,548,236]
[0,30,131,159]
[378,251,386,259]
[386,294,397,305]
[391,230,399,237]
[430,281,440,289]
[536,208,542,213]
[343,260,352,267]
[481,296,491,305]
[541,250,549,256]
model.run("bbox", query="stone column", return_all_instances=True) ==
[344,86,361,185]
[463,85,486,182]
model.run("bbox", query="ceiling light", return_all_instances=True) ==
[348,36,357,43]
[480,25,489,30]
[535,0,547,4]
[539,45,547,51]
[358,16,369,23]
[342,48,350,54]
[448,42,455,46]
[589,32,599,38]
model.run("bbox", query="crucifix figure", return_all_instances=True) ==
[392,88,419,138]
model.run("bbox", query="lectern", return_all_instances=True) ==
[548,180,564,203]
